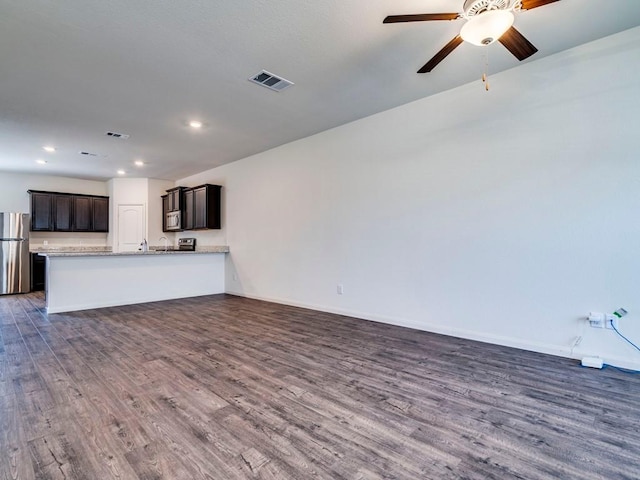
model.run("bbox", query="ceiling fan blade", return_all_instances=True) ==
[520,0,561,10]
[383,13,460,23]
[418,35,463,73]
[498,26,538,61]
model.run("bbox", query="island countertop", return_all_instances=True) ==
[42,246,228,313]
[39,246,229,257]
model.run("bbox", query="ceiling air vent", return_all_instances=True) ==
[249,70,294,92]
[105,131,130,139]
[79,151,98,156]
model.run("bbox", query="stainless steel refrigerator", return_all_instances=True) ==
[0,213,30,294]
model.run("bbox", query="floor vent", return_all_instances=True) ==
[105,131,130,139]
[249,70,294,92]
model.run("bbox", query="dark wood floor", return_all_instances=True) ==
[1,293,639,479]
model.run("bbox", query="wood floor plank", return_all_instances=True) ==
[1,292,640,479]
[27,421,138,480]
[0,393,37,480]
[124,440,196,480]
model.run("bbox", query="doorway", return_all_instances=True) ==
[117,204,145,252]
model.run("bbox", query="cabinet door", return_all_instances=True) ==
[172,189,181,211]
[73,196,92,231]
[183,189,194,230]
[53,195,73,231]
[206,185,221,229]
[30,193,53,231]
[92,197,109,232]
[188,185,221,230]
[162,195,169,232]
[166,188,182,212]
[167,191,175,211]
[31,253,46,291]
[194,187,207,229]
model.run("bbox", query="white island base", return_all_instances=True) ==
[43,250,227,314]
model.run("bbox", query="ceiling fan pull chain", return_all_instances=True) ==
[482,52,490,91]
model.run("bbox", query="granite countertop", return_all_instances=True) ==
[38,246,229,257]
[31,246,113,253]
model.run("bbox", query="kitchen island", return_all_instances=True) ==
[40,246,229,314]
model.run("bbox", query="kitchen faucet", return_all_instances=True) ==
[159,236,169,252]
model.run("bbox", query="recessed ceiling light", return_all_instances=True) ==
[117,169,126,175]
[43,146,56,153]
[189,120,203,129]
[36,159,47,165]
[134,160,144,167]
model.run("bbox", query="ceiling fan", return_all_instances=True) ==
[384,0,560,73]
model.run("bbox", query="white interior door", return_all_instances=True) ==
[117,204,145,252]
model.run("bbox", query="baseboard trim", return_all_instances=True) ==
[225,289,640,372]
[46,290,224,314]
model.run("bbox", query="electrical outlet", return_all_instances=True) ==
[43,240,48,245]
[588,312,605,328]
[337,284,344,295]
[605,314,619,330]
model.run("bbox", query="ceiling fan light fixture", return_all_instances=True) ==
[460,10,514,46]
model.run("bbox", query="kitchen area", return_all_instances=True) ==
[0,176,228,314]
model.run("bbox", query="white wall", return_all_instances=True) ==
[0,171,108,212]
[0,171,109,247]
[179,27,640,369]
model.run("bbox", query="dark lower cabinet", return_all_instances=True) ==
[31,253,46,292]
[28,190,109,232]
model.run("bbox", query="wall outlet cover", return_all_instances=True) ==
[588,312,605,328]
[605,314,619,330]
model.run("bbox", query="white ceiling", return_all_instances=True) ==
[1,0,639,181]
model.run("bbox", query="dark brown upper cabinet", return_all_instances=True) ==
[166,187,184,212]
[161,184,221,232]
[53,195,73,231]
[183,189,195,230]
[72,196,92,231]
[91,197,109,232]
[30,192,54,231]
[28,190,110,232]
[190,184,221,230]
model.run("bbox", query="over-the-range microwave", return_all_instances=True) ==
[166,211,182,230]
